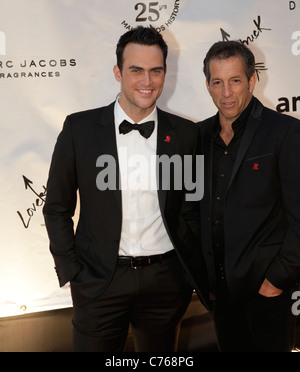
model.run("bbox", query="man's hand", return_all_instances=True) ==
[259,278,283,297]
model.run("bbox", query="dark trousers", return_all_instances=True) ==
[71,252,192,352]
[212,283,296,352]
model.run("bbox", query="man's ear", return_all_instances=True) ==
[206,80,212,96]
[249,72,257,94]
[113,65,122,82]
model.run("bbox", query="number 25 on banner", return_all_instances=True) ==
[135,2,167,22]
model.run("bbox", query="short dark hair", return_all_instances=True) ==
[203,41,256,83]
[116,26,168,71]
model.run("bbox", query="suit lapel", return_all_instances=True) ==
[156,108,178,213]
[157,108,177,157]
[226,99,264,193]
[94,102,122,211]
[95,102,118,157]
[203,116,217,203]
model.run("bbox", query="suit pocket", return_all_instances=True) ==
[239,154,279,205]
[244,154,276,173]
[245,153,274,162]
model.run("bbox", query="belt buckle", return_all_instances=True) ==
[130,257,150,270]
[130,257,140,270]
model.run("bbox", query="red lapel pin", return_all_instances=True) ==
[164,136,171,143]
[253,163,259,170]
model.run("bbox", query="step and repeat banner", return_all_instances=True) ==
[0,0,299,317]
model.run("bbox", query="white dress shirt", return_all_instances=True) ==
[114,100,174,257]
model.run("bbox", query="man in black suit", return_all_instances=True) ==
[43,26,208,352]
[198,41,300,352]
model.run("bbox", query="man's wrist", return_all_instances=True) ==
[259,278,283,297]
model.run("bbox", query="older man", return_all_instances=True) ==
[198,41,300,352]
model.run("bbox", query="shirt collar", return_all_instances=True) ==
[114,99,158,127]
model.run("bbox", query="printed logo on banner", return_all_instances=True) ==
[0,30,6,56]
[277,95,300,114]
[121,0,181,33]
[17,176,47,229]
[0,29,77,80]
[220,16,271,82]
[289,1,300,10]
[0,58,77,80]
[220,16,271,46]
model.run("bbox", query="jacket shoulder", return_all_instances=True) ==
[198,116,216,126]
[262,105,300,125]
[67,102,114,123]
[197,115,216,135]
[158,108,194,126]
[254,103,300,143]
[158,108,198,139]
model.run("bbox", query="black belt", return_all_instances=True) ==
[118,250,175,270]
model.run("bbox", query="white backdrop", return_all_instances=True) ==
[0,0,299,317]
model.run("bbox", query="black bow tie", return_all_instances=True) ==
[119,120,155,139]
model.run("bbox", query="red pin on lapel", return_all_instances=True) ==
[164,136,171,143]
[253,163,259,170]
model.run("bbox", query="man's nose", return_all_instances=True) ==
[142,72,152,85]
[222,83,233,98]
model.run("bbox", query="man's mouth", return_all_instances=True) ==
[222,101,236,108]
[138,89,153,95]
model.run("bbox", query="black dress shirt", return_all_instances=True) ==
[212,97,256,283]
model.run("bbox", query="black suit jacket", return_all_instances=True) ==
[43,102,210,308]
[199,98,300,304]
